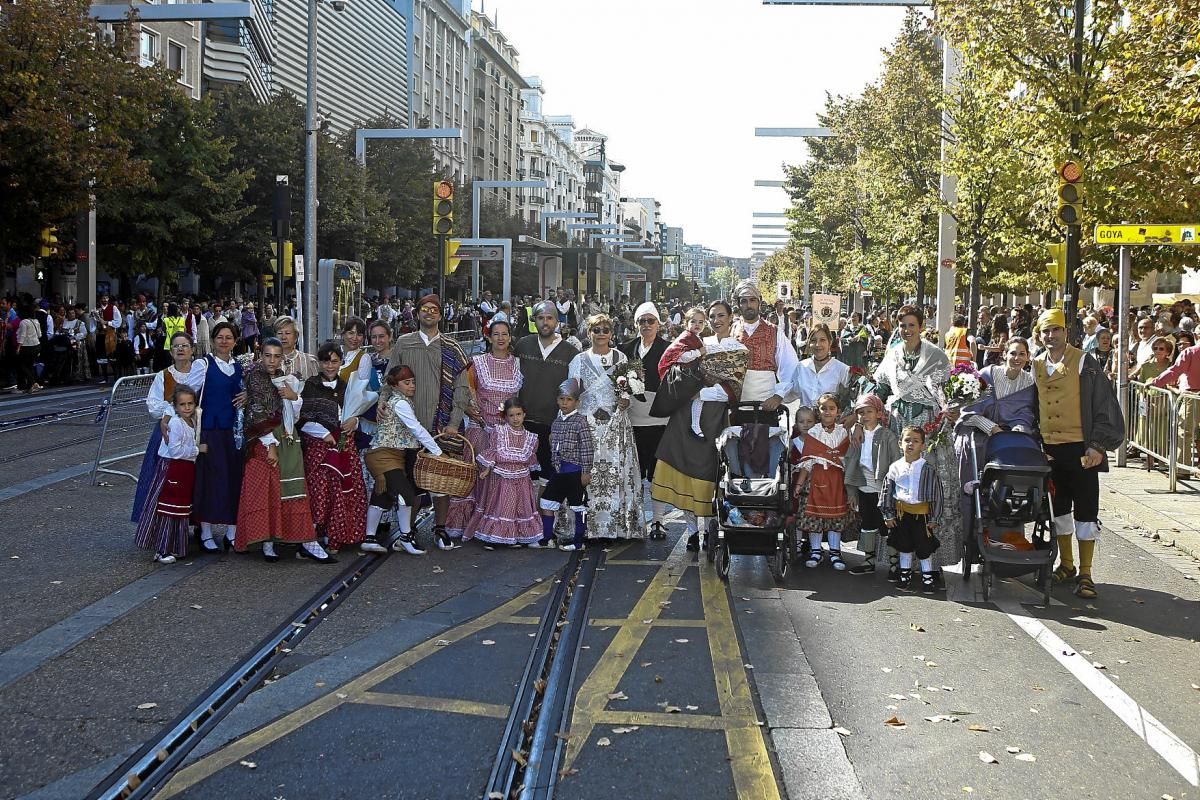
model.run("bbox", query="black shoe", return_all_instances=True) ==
[296,545,338,564]
[434,527,460,551]
[360,536,388,554]
[847,560,875,576]
[686,533,700,552]
[262,548,280,563]
[199,536,220,553]
[222,533,234,554]
[919,572,940,594]
[897,568,915,592]
[649,521,667,540]
[886,563,900,583]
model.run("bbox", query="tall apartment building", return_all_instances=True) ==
[410,0,470,182]
[518,78,585,233]
[575,128,624,238]
[469,11,527,214]
[620,197,661,249]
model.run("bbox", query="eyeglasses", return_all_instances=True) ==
[637,318,657,326]
[591,327,612,334]
[420,305,440,313]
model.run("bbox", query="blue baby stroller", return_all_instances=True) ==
[962,430,1057,603]
[704,402,795,583]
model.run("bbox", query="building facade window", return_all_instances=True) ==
[139,30,158,66]
[167,40,185,78]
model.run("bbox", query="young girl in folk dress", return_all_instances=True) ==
[134,385,202,564]
[299,343,367,553]
[793,393,857,571]
[466,397,543,547]
[658,306,710,438]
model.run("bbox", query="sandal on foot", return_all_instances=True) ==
[805,549,825,568]
[1052,564,1077,584]
[1074,575,1097,599]
[828,549,846,571]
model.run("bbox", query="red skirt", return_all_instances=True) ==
[302,434,367,548]
[156,459,196,517]
[235,442,316,549]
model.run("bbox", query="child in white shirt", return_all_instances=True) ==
[880,425,945,593]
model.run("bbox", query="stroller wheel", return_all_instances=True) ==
[705,518,717,563]
[981,560,993,602]
[770,531,791,584]
[716,542,730,581]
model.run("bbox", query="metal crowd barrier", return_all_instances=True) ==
[1126,380,1200,492]
[449,329,485,356]
[90,374,157,485]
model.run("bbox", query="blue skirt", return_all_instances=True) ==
[130,424,163,524]
[192,428,243,524]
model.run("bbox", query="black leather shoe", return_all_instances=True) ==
[262,549,280,563]
[199,537,220,553]
[686,533,700,552]
[296,546,338,564]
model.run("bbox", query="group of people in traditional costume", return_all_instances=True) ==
[128,283,1123,600]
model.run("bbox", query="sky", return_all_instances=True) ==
[483,0,914,259]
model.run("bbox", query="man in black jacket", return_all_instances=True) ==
[516,301,581,479]
[1032,307,1125,600]
[620,302,670,538]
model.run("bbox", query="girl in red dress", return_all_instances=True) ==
[794,392,856,570]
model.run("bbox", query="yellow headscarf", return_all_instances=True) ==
[1037,308,1066,331]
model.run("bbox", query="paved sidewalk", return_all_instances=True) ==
[1100,459,1200,580]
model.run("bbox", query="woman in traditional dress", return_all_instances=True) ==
[567,313,644,541]
[339,317,374,384]
[619,302,670,538]
[445,319,523,540]
[191,322,245,552]
[465,397,543,546]
[235,337,335,563]
[299,343,368,552]
[778,323,854,413]
[131,332,206,525]
[869,304,959,588]
[274,315,318,380]
[651,301,746,551]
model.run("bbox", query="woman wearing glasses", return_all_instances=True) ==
[131,332,207,529]
[565,313,644,541]
[619,302,670,538]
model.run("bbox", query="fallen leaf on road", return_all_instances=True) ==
[314,682,325,688]
[884,716,907,728]
[336,693,347,699]
[1191,683,1200,691]
[910,623,926,632]
[923,715,959,723]
[481,640,496,646]
[978,752,998,764]
[664,705,682,713]
[881,667,893,673]
[962,788,973,794]
[1029,708,1039,714]
[655,675,663,683]
[888,694,907,701]
[639,661,653,668]
[489,793,504,799]
[658,600,672,607]
[51,581,62,585]
[596,737,611,747]
[642,619,654,624]
[435,639,451,647]
[190,604,203,610]
[636,579,646,583]
[674,638,689,643]
[607,691,628,701]
[686,705,699,711]
[941,686,956,692]
[1081,650,1093,655]
[968,724,990,732]
[1014,753,1036,762]
[291,622,306,628]
[239,760,257,769]
[612,726,639,734]
[834,726,852,736]
[744,663,754,670]
[1031,685,1045,691]
[432,566,445,574]
[925,661,939,667]
[558,768,579,778]
[1117,659,1129,665]
[1092,661,1107,670]
[136,702,158,710]
[1006,746,1021,754]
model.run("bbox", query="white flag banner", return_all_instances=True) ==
[812,293,842,330]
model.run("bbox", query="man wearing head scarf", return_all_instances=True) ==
[388,294,472,551]
[1032,307,1123,600]
[619,301,670,537]
[516,300,582,480]
[731,281,799,410]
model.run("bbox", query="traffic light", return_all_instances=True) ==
[1056,161,1083,226]
[1045,242,1066,283]
[262,272,275,289]
[271,241,294,278]
[432,180,454,235]
[444,239,462,276]
[38,227,59,258]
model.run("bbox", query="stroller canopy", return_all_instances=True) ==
[984,430,1047,471]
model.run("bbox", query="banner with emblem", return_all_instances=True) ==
[811,293,842,329]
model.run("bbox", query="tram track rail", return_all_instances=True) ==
[81,528,602,800]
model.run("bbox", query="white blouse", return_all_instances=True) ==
[147,365,207,420]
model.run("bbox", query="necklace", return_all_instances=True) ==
[595,350,612,368]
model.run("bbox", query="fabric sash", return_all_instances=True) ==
[277,427,307,501]
[435,335,471,432]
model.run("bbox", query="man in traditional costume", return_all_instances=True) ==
[1032,308,1123,599]
[98,294,122,359]
[731,281,799,410]
[388,295,472,550]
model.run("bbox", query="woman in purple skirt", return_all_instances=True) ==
[192,322,246,552]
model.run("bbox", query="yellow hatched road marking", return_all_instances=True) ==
[352,691,510,719]
[157,579,554,798]
[502,616,707,628]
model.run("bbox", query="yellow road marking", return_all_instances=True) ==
[592,709,750,731]
[352,691,510,719]
[700,563,781,800]
[605,558,687,566]
[502,616,707,628]
[158,580,553,798]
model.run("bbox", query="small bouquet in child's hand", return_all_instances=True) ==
[941,363,985,410]
[611,358,647,402]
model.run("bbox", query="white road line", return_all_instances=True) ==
[995,592,1200,786]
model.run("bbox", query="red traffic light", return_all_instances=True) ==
[434,180,454,200]
[1059,161,1083,183]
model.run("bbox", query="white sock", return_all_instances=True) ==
[690,399,703,435]
[396,506,413,534]
[898,552,913,569]
[263,541,277,558]
[365,505,384,537]
[827,531,841,551]
[225,525,236,543]
[918,558,932,573]
[808,532,822,550]
[302,541,329,558]
[651,499,669,524]
[200,522,215,544]
[684,511,698,535]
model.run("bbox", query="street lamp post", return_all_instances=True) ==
[469,180,546,298]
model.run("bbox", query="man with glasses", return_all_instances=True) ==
[388,294,472,550]
[732,281,799,411]
[517,301,582,484]
[619,302,670,538]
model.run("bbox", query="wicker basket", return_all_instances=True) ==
[414,433,477,497]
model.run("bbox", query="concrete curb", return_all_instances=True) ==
[1100,486,1200,579]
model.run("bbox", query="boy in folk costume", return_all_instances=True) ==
[844,394,902,577]
[730,281,799,409]
[1032,308,1124,599]
[539,378,595,552]
[880,425,946,594]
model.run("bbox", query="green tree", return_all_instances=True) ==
[97,82,250,295]
[0,0,163,266]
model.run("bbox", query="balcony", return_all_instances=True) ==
[474,147,485,159]
[475,88,486,100]
[529,169,545,178]
[529,195,546,205]
[474,117,485,129]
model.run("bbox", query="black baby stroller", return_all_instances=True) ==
[704,401,795,583]
[961,430,1057,603]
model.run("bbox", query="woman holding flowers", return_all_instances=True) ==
[567,313,644,541]
[869,305,960,586]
